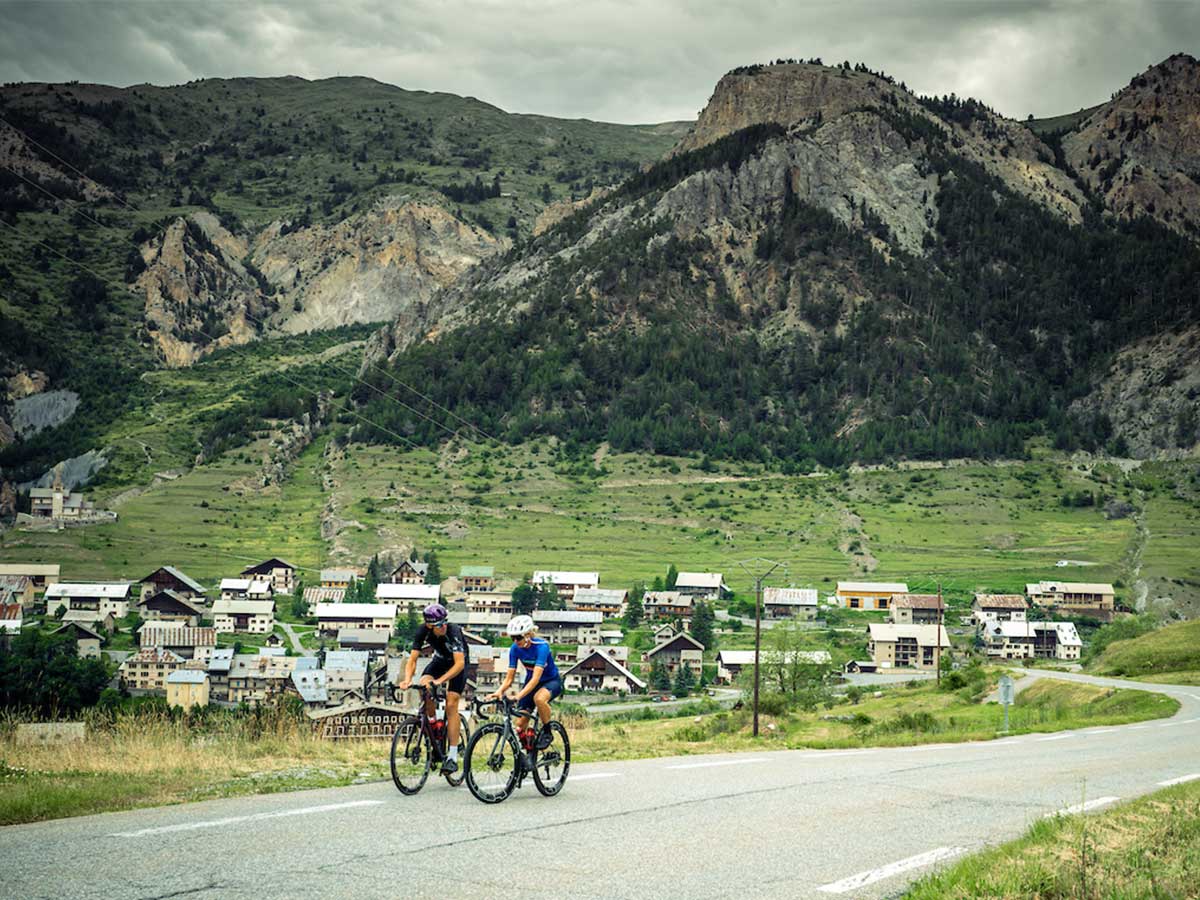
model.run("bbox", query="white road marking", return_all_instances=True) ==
[569,773,620,781]
[110,800,384,838]
[991,740,1020,746]
[1087,728,1116,734]
[665,758,767,770]
[1158,773,1200,787]
[1037,733,1075,742]
[817,846,967,894]
[1045,797,1120,817]
[1127,725,1151,730]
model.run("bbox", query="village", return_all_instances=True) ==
[0,554,1121,734]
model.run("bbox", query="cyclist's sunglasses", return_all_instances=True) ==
[424,618,447,627]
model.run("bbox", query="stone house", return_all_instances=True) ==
[762,587,818,620]
[138,589,205,625]
[866,623,950,669]
[837,581,909,611]
[570,588,628,617]
[120,647,186,692]
[166,670,210,710]
[644,631,704,679]
[138,566,206,602]
[45,583,131,620]
[389,559,428,585]
[972,594,1028,624]
[563,650,646,694]
[240,558,295,595]
[53,620,102,659]
[887,594,945,625]
[211,598,275,634]
[459,565,496,592]
[674,572,730,601]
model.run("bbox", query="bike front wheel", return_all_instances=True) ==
[464,722,520,804]
[390,716,431,795]
[532,721,571,797]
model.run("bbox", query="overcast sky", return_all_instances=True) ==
[1,1,1195,123]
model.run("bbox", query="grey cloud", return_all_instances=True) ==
[0,0,1194,122]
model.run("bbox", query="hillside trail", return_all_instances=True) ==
[1127,500,1151,612]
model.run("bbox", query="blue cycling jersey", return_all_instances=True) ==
[508,638,560,683]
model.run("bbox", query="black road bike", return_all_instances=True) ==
[390,683,471,795]
[464,697,570,803]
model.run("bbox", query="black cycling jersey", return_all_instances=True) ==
[411,623,470,662]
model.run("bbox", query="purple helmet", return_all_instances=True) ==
[422,602,448,624]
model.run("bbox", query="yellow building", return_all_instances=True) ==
[836,581,909,610]
[166,669,210,709]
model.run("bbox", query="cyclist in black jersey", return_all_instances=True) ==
[398,603,469,774]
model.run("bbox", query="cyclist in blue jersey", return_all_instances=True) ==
[486,614,562,750]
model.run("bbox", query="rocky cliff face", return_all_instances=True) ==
[1061,54,1200,240]
[1074,325,1200,458]
[252,197,503,334]
[364,57,1199,462]
[137,199,503,366]
[136,210,269,367]
[671,62,1085,226]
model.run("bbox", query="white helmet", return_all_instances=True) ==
[506,615,536,637]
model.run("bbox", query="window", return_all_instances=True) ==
[849,598,860,609]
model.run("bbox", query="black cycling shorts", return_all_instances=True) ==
[518,676,563,712]
[423,656,467,695]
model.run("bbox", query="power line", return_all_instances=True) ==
[0,214,424,452]
[1,159,468,445]
[0,115,498,443]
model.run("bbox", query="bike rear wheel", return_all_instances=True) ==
[443,713,471,787]
[532,721,570,796]
[465,722,520,804]
[390,716,431,795]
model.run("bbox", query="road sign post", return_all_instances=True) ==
[998,674,1015,732]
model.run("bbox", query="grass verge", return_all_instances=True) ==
[0,706,387,826]
[905,780,1200,898]
[567,677,1179,763]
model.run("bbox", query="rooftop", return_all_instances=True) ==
[166,670,209,685]
[675,572,725,589]
[762,587,818,606]
[891,593,943,609]
[315,602,398,619]
[973,593,1028,609]
[459,565,495,578]
[375,583,440,601]
[45,583,131,599]
[532,570,599,586]
[838,581,909,594]
[867,623,950,647]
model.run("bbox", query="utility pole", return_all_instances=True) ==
[737,558,782,737]
[936,581,943,685]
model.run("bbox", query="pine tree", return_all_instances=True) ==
[673,662,695,697]
[651,659,671,691]
[512,582,536,616]
[623,585,644,628]
[691,601,714,650]
[665,564,679,589]
[423,551,441,585]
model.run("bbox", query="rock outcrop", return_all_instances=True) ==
[1073,325,1200,458]
[1061,54,1200,240]
[252,197,503,334]
[670,62,1084,225]
[136,211,269,366]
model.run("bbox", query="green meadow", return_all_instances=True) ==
[5,419,1197,606]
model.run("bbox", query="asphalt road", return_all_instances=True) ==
[4,670,1199,899]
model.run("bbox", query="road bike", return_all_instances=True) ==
[464,697,570,803]
[389,683,470,794]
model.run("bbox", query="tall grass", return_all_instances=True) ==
[0,704,389,825]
